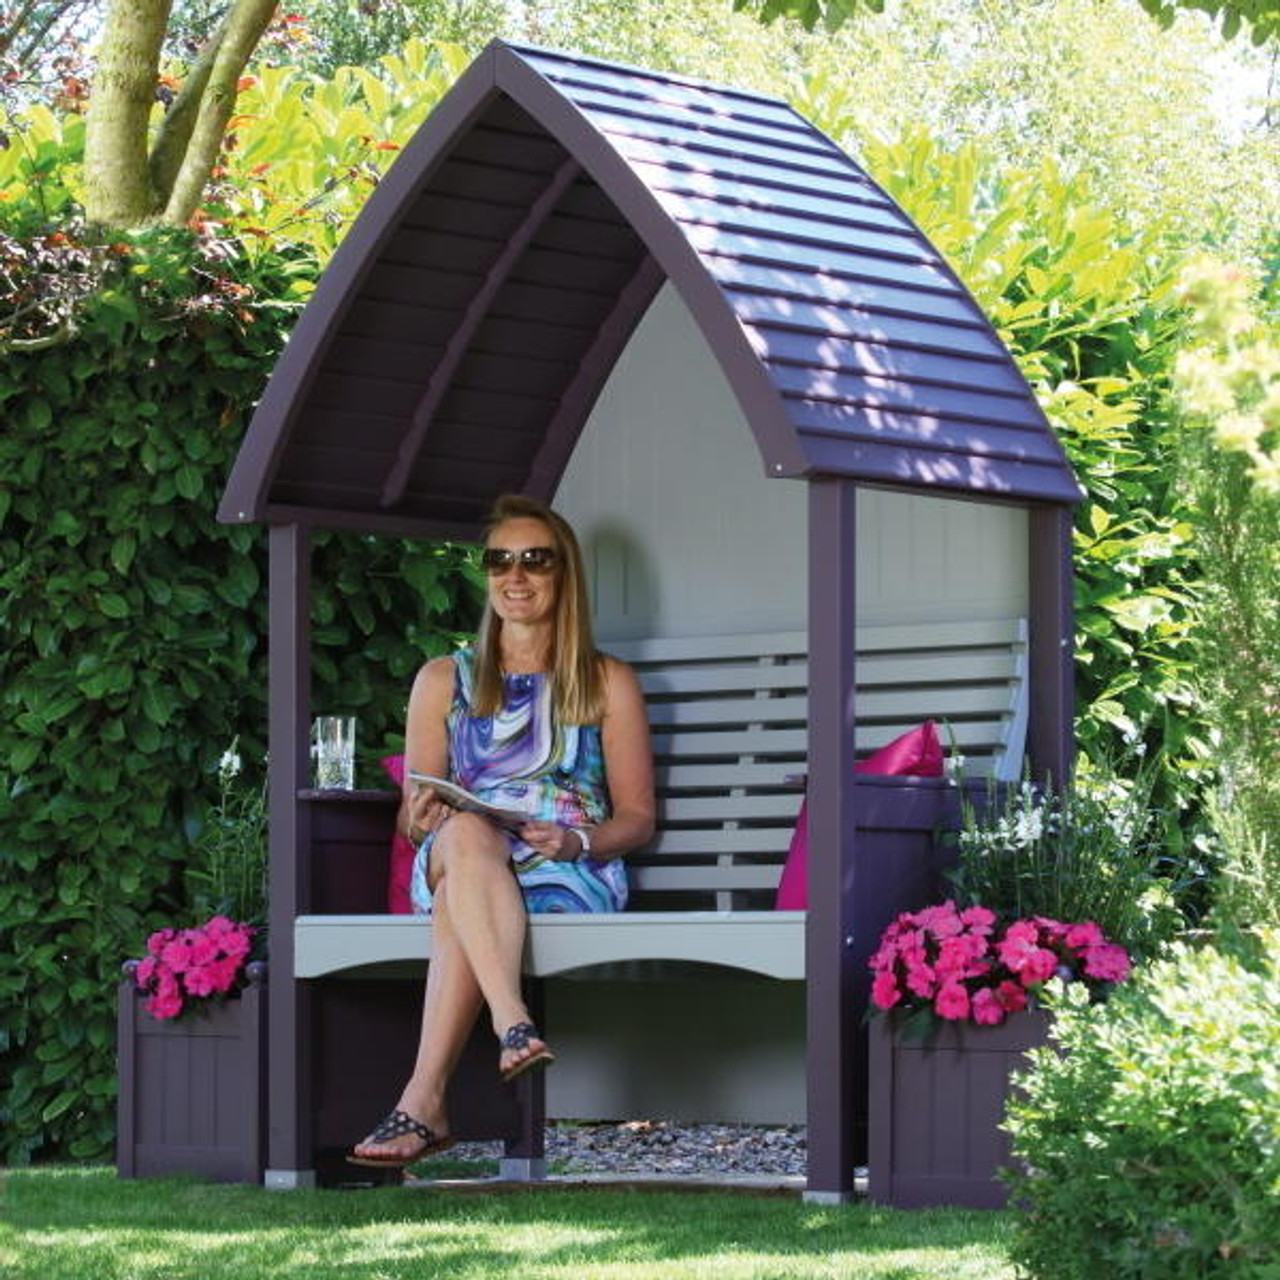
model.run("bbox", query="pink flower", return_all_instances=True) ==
[1082,942,1131,982]
[160,936,195,973]
[905,963,937,998]
[135,957,158,987]
[205,956,243,992]
[959,905,996,933]
[1065,922,1104,949]
[872,970,902,1009]
[917,902,964,939]
[971,988,1005,1025]
[995,980,1027,1013]
[934,982,970,1021]
[146,928,175,957]
[222,928,253,962]
[184,964,218,997]
[190,934,219,967]
[205,915,235,937]
[1019,948,1059,986]
[146,969,184,1019]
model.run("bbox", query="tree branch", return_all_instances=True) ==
[160,0,277,227]
[148,16,229,207]
[83,0,174,227]
[0,1,45,61]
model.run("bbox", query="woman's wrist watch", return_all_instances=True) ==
[568,825,591,858]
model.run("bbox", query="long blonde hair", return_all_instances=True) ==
[470,494,605,725]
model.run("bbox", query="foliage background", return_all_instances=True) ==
[0,218,479,1163]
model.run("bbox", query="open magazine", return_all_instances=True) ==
[407,771,530,831]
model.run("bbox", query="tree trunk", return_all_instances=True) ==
[82,0,173,227]
[161,0,277,227]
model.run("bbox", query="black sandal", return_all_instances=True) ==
[347,1108,455,1168]
[499,1022,556,1083]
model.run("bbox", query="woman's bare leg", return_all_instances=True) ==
[351,883,481,1160]
[426,814,548,1073]
[352,813,546,1159]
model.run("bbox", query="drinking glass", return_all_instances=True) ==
[312,715,356,790]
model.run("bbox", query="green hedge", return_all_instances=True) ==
[0,225,480,1164]
[1005,934,1280,1277]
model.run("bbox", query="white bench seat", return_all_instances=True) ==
[296,910,806,981]
[295,618,1028,982]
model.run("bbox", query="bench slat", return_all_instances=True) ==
[638,650,1021,697]
[647,686,1016,728]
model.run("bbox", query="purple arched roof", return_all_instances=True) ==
[219,40,1081,537]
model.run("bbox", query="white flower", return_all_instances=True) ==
[219,748,242,778]
[1013,806,1045,844]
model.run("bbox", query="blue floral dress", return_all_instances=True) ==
[409,647,628,914]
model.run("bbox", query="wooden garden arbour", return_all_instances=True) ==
[220,40,1080,1201]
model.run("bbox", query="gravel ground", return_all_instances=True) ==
[448,1121,808,1179]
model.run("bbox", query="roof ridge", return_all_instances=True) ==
[497,39,790,110]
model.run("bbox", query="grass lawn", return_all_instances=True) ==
[0,1165,1018,1279]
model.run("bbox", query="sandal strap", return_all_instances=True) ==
[500,1021,541,1051]
[366,1108,437,1145]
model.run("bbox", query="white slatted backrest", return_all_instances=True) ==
[609,619,1028,909]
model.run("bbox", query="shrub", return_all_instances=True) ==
[1004,934,1280,1278]
[947,771,1188,959]
[0,223,480,1164]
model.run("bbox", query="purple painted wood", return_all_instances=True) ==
[117,964,267,1184]
[380,156,581,508]
[267,524,313,1183]
[1028,507,1076,786]
[806,477,859,1199]
[221,39,1081,530]
[868,1009,1051,1209]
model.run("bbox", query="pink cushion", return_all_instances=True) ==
[381,754,415,914]
[773,721,944,911]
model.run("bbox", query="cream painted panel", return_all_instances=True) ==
[554,283,1028,640]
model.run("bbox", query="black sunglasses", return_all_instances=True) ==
[480,546,560,575]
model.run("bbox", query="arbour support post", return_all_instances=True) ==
[804,478,860,1204]
[264,522,315,1190]
[1028,506,1074,789]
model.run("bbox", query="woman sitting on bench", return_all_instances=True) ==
[350,494,656,1167]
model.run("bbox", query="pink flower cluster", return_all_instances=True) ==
[134,916,255,1021]
[870,901,1131,1026]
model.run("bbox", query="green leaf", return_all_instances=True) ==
[40,1089,78,1123]
[24,398,53,432]
[110,534,137,575]
[98,593,130,619]
[174,463,203,500]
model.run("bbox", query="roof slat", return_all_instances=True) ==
[771,363,1044,427]
[558,82,835,157]
[585,107,860,182]
[520,52,802,130]
[725,290,999,356]
[746,327,1025,394]
[653,190,929,260]
[683,224,956,291]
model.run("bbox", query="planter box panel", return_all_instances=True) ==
[117,974,266,1185]
[869,1009,1049,1209]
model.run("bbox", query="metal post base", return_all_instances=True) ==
[498,1157,548,1182]
[802,1189,855,1205]
[264,1168,318,1191]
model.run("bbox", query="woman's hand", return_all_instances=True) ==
[518,820,581,862]
[405,785,454,844]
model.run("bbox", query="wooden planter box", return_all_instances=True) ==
[117,961,267,1184]
[868,1008,1051,1209]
